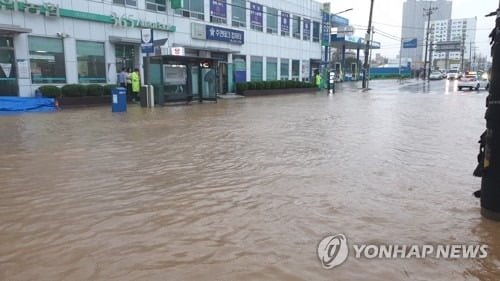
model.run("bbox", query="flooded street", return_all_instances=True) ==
[1,79,499,280]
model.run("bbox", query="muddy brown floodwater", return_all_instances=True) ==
[0,80,499,280]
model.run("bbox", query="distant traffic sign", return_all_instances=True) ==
[403,38,417,48]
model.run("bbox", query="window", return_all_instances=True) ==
[266,57,277,80]
[233,55,246,83]
[146,0,166,12]
[292,60,300,80]
[232,0,246,28]
[251,56,263,81]
[113,0,136,6]
[28,37,66,84]
[292,15,301,39]
[266,7,278,34]
[280,58,289,80]
[301,60,309,82]
[77,41,106,84]
[175,0,204,20]
[313,21,320,42]
[210,0,227,24]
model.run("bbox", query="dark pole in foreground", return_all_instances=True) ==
[362,0,374,89]
[477,1,500,220]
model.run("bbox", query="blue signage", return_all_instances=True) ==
[281,12,290,33]
[206,25,244,44]
[403,38,417,48]
[210,0,226,18]
[330,14,349,26]
[321,11,330,46]
[140,28,154,53]
[250,2,263,26]
[303,18,311,37]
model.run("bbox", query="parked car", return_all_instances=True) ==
[429,71,443,80]
[447,69,461,80]
[457,71,489,91]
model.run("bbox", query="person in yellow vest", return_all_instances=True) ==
[315,70,322,89]
[131,68,140,103]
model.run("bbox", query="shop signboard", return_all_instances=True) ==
[250,2,263,27]
[281,12,290,33]
[210,0,226,18]
[206,25,244,45]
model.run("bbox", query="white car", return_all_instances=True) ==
[447,69,461,80]
[429,71,443,80]
[457,72,489,91]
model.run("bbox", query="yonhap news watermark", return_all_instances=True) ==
[317,234,488,269]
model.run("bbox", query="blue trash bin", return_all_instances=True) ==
[112,87,127,112]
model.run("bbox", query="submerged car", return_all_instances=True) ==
[429,71,443,80]
[457,72,489,91]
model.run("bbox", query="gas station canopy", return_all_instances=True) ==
[330,34,381,50]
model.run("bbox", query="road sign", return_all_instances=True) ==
[403,38,417,48]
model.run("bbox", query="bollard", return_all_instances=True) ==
[476,5,500,221]
[111,87,127,112]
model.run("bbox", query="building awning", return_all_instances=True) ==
[108,36,141,44]
[0,24,31,36]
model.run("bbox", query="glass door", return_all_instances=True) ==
[0,37,17,96]
[115,44,137,73]
[190,65,200,101]
[201,68,217,100]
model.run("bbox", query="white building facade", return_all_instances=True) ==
[0,0,326,97]
[400,0,452,67]
[427,17,477,70]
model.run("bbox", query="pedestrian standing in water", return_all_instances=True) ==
[126,68,133,101]
[118,68,127,88]
[131,68,140,103]
[315,70,322,89]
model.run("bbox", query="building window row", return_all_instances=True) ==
[110,0,320,42]
[28,37,106,84]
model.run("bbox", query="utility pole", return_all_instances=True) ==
[461,36,466,72]
[429,28,434,72]
[362,0,374,89]
[469,41,473,70]
[423,3,438,80]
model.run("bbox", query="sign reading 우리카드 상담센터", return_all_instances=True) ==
[205,25,244,45]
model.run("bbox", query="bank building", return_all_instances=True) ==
[0,0,351,102]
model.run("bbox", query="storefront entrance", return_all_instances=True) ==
[0,37,17,96]
[115,44,137,73]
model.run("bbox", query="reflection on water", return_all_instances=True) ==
[0,80,498,280]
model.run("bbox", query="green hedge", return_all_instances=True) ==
[62,84,87,97]
[38,85,61,98]
[86,84,104,96]
[103,84,115,96]
[235,80,314,94]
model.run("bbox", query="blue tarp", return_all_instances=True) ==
[0,97,57,113]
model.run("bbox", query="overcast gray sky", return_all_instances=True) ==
[326,0,497,60]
